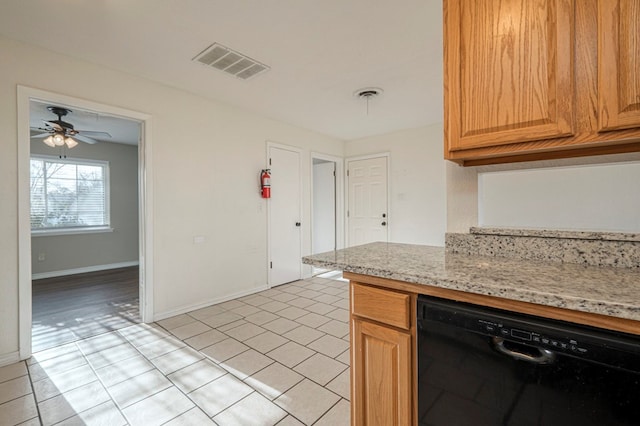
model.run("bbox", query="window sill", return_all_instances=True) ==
[31,227,114,237]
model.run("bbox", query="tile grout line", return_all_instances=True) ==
[69,338,133,425]
[310,397,347,426]
[20,360,43,426]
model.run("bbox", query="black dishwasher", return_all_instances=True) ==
[417,296,640,426]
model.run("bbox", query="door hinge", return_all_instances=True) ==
[270,261,273,269]
[347,169,349,177]
[269,158,272,166]
[333,170,336,177]
[347,210,350,218]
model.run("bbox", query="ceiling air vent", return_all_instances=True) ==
[193,43,270,80]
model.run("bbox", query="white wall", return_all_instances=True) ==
[479,162,640,232]
[345,124,447,246]
[30,140,139,276]
[447,152,640,233]
[0,35,344,362]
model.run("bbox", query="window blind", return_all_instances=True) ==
[30,156,110,230]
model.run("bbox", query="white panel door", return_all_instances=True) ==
[348,156,388,246]
[269,146,302,286]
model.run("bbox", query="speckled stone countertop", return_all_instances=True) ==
[469,227,640,242]
[447,228,640,268]
[303,242,640,322]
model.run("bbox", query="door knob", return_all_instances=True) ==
[295,222,301,227]
[381,221,387,226]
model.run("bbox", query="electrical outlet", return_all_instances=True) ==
[38,253,46,262]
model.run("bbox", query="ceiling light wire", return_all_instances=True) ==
[354,87,383,116]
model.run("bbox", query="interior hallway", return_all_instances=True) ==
[1,273,350,425]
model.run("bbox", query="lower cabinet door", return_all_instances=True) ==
[352,318,412,425]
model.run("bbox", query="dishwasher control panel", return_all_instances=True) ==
[478,319,589,355]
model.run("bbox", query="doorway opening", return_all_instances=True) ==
[28,99,142,352]
[18,87,153,359]
[310,153,344,276]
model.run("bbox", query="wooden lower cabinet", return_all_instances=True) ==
[350,281,415,425]
[352,318,412,425]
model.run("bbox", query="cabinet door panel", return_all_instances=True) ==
[446,0,575,151]
[598,0,640,131]
[352,319,411,425]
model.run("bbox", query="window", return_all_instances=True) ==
[30,156,110,233]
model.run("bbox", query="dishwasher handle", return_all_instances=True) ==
[492,337,557,365]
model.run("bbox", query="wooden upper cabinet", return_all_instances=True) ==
[446,0,575,151]
[444,0,640,166]
[598,0,640,131]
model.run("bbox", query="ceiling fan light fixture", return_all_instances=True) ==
[65,137,78,148]
[52,133,66,146]
[43,135,56,147]
[37,106,107,148]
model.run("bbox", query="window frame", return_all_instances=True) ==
[30,154,112,236]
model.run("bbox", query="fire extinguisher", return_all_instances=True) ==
[260,169,271,198]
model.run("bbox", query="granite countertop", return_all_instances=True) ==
[469,227,640,242]
[303,242,640,322]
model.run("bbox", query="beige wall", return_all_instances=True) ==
[0,36,344,362]
[30,140,139,275]
[345,124,447,246]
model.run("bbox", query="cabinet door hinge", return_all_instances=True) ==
[270,261,273,269]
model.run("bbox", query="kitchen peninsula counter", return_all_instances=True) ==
[303,242,640,329]
[305,242,640,425]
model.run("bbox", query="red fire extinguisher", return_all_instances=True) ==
[260,169,271,198]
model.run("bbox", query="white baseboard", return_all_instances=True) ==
[32,261,140,280]
[154,285,270,322]
[0,351,21,367]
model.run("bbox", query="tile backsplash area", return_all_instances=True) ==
[446,228,640,268]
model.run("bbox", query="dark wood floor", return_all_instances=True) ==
[32,266,140,352]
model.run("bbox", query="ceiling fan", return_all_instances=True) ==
[31,106,112,148]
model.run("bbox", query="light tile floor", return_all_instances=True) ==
[0,272,350,426]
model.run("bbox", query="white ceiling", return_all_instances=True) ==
[1,0,443,141]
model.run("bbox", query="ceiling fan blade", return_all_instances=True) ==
[43,121,64,132]
[31,132,51,139]
[77,130,112,139]
[73,134,99,144]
